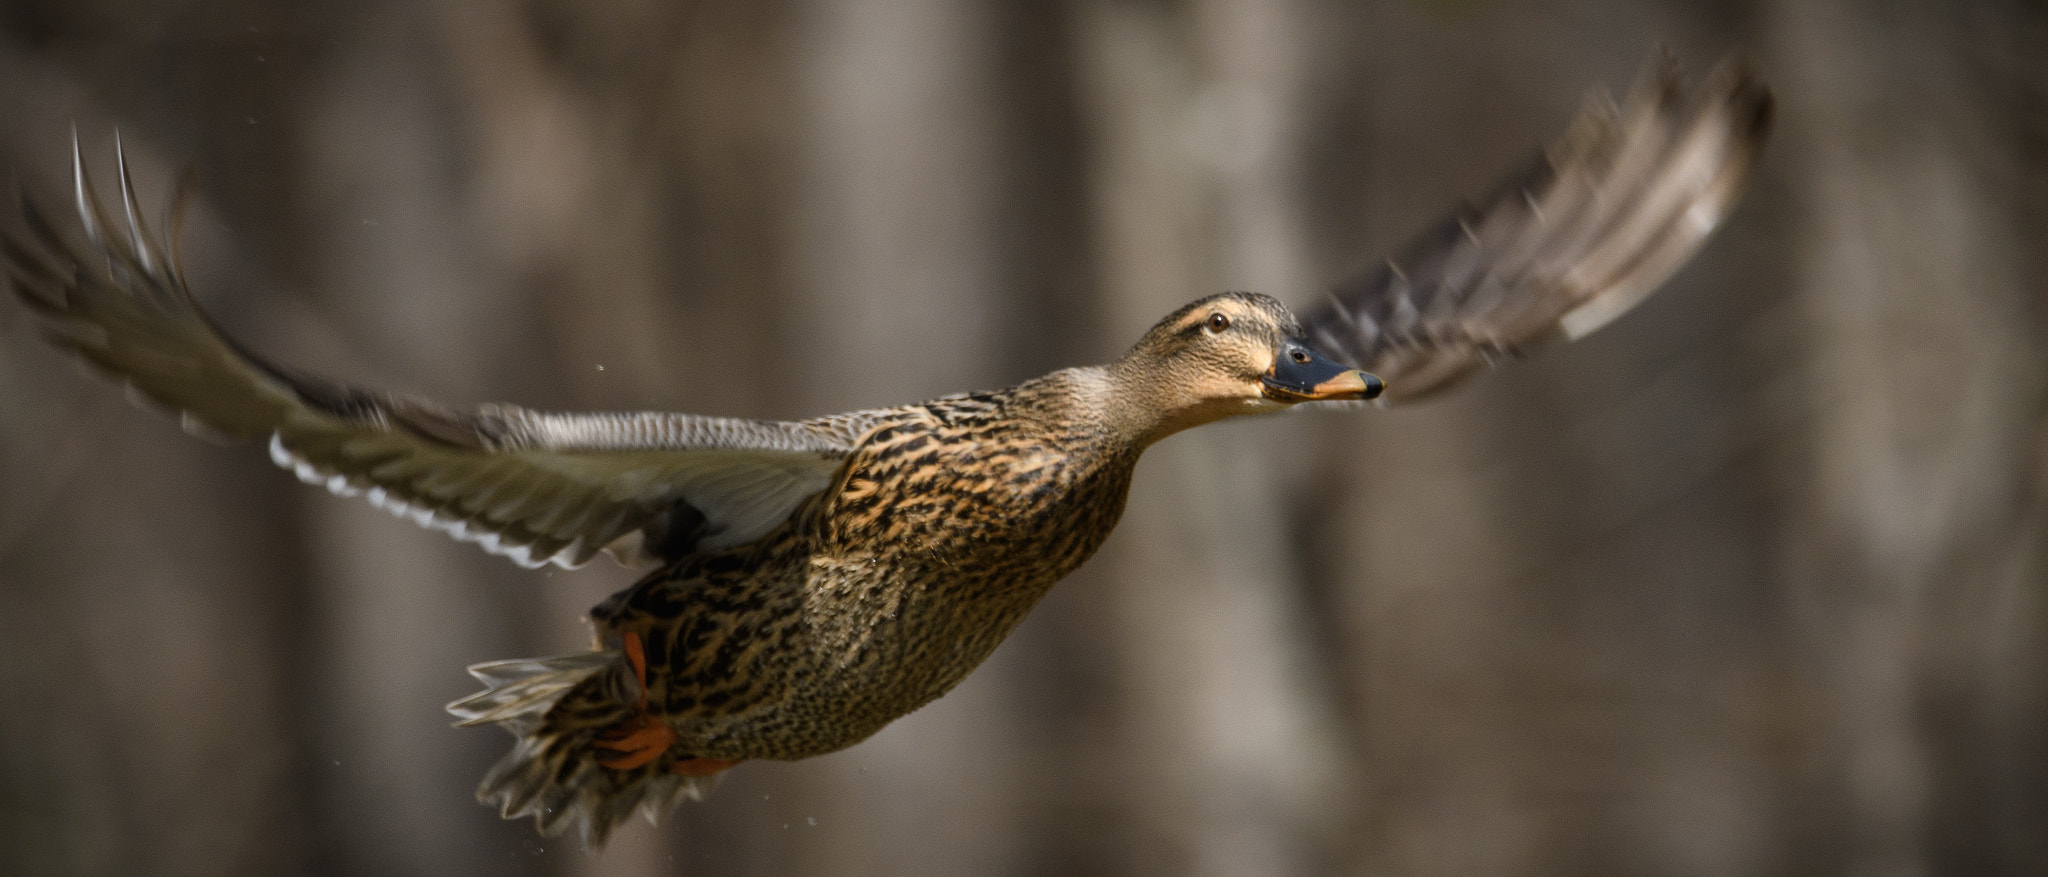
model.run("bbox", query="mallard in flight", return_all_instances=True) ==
[3,57,1770,845]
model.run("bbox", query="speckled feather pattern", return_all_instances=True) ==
[586,369,1136,760]
[454,369,1140,842]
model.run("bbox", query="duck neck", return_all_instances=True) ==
[997,366,1151,454]
[1098,358,1240,449]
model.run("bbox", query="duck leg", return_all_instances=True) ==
[593,630,677,770]
[670,757,739,777]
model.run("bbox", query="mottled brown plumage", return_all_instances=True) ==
[450,294,1332,840]
[4,59,1770,846]
[606,374,1140,753]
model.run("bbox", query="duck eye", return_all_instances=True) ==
[1290,350,1310,364]
[1205,313,1230,333]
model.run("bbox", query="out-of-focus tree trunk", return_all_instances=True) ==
[1072,2,1351,874]
[1769,2,2048,872]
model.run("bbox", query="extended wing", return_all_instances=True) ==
[1300,56,1773,403]
[4,139,875,569]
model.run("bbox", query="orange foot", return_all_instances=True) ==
[671,757,740,777]
[594,631,677,770]
[596,714,677,770]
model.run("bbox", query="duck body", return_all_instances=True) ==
[591,367,1140,764]
[466,364,1172,836]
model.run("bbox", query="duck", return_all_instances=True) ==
[2,57,1769,845]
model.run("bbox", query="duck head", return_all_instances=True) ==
[1105,291,1383,446]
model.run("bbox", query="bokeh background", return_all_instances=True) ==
[1,1,2043,875]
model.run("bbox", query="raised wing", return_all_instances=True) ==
[1300,56,1773,403]
[4,139,875,568]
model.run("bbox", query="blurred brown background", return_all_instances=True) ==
[1,1,2043,875]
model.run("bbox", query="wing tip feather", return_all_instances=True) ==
[1300,51,1773,403]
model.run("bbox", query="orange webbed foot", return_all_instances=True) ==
[595,715,677,770]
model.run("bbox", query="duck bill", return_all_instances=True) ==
[1261,339,1386,402]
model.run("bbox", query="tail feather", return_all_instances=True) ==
[446,650,719,847]
[449,653,610,731]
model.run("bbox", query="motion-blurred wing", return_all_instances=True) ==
[1300,56,1773,404]
[4,140,874,568]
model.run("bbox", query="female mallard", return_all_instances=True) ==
[3,59,1768,844]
